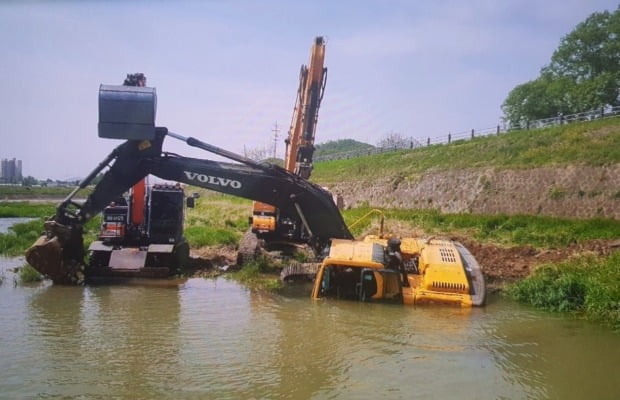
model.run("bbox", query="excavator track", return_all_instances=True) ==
[280,262,321,283]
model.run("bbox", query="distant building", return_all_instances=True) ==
[0,158,22,183]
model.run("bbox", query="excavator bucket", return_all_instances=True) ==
[25,222,85,284]
[26,235,65,282]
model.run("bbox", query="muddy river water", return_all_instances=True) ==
[1,257,619,399]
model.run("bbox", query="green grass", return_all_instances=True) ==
[19,263,43,283]
[342,207,620,248]
[0,186,92,198]
[0,214,101,258]
[0,219,46,257]
[312,118,620,185]
[0,202,56,218]
[507,252,620,330]
[184,226,240,247]
[229,255,282,291]
[184,191,252,247]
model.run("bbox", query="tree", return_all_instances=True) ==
[243,145,271,161]
[502,7,620,127]
[315,139,374,157]
[21,176,38,187]
[377,131,413,149]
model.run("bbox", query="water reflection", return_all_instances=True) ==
[25,282,183,398]
[482,299,620,400]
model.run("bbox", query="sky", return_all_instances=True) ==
[0,0,618,180]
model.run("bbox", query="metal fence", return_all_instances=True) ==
[314,105,620,162]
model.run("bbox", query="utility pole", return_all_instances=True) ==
[272,121,279,159]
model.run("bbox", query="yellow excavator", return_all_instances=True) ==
[291,210,486,307]
[244,37,330,262]
[312,236,485,306]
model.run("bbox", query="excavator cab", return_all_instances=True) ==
[99,201,129,243]
[312,238,486,307]
[147,184,185,244]
[314,263,403,304]
[87,183,188,279]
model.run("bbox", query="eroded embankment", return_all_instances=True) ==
[328,164,620,220]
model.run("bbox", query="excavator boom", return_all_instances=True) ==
[284,36,327,179]
[250,36,329,246]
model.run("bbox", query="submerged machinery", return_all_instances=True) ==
[311,236,485,307]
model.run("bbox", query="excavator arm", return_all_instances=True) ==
[26,128,352,284]
[284,36,327,179]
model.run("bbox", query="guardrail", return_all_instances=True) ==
[315,105,620,162]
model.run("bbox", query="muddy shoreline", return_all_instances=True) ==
[188,238,620,292]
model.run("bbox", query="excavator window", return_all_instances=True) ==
[318,265,403,303]
[320,265,361,300]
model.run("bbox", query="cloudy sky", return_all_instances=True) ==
[1,0,617,179]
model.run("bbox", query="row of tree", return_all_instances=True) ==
[502,7,620,126]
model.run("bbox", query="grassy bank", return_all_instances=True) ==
[184,192,251,247]
[507,252,620,330]
[0,201,100,257]
[343,207,620,248]
[0,186,92,198]
[0,202,56,218]
[0,202,55,257]
[312,118,620,184]
[4,197,617,258]
[229,255,282,291]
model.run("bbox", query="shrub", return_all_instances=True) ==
[507,253,620,329]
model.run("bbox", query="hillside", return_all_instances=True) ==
[312,118,620,219]
[314,139,374,158]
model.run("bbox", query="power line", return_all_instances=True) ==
[272,121,279,159]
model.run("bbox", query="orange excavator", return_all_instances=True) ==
[244,37,329,262]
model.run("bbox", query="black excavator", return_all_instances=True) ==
[25,83,352,284]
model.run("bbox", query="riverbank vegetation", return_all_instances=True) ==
[344,207,620,248]
[2,195,618,258]
[0,186,92,199]
[229,255,282,291]
[184,193,251,247]
[0,202,101,257]
[19,264,44,283]
[0,202,56,218]
[508,252,620,330]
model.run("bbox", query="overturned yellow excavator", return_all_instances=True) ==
[311,236,485,307]
[282,210,486,307]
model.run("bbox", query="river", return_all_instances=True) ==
[0,257,619,399]
[0,217,36,234]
